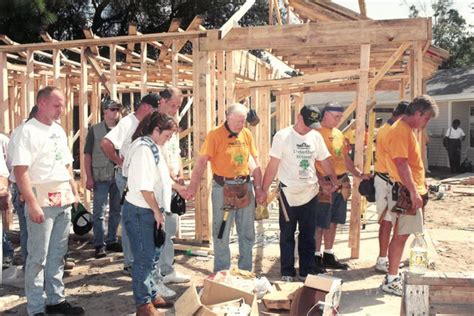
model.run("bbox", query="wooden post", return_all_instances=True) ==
[225,50,234,107]
[26,50,35,112]
[171,39,178,87]
[349,44,370,259]
[140,42,148,97]
[0,53,8,134]
[80,48,90,207]
[216,51,226,124]
[192,39,212,242]
[209,51,216,126]
[110,44,117,100]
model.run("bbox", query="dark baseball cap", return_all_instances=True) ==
[300,105,321,129]
[141,93,160,109]
[101,99,122,111]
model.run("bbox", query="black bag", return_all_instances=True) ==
[443,136,449,148]
[171,192,186,216]
[358,175,375,202]
[246,105,260,126]
[154,223,166,247]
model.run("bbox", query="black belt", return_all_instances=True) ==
[375,172,393,185]
[213,174,250,186]
[324,173,347,181]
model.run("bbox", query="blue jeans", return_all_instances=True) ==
[159,211,178,276]
[122,201,161,305]
[279,192,318,277]
[211,181,255,273]
[115,168,133,268]
[2,231,14,260]
[25,204,71,315]
[12,183,28,264]
[92,179,121,248]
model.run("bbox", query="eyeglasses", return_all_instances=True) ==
[107,108,120,112]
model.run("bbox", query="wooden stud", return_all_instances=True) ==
[110,44,117,100]
[349,44,370,258]
[225,51,234,107]
[216,51,226,124]
[140,42,147,97]
[171,40,178,87]
[0,53,8,134]
[26,50,35,112]
[79,48,90,207]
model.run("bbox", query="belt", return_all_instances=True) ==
[213,174,250,186]
[375,172,393,185]
[324,173,347,181]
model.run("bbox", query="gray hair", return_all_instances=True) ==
[226,103,248,117]
[406,94,439,118]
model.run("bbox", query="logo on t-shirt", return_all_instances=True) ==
[234,154,244,165]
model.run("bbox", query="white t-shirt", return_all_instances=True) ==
[270,126,330,187]
[7,123,25,182]
[104,113,139,159]
[0,133,9,160]
[124,138,173,212]
[160,133,181,176]
[12,118,73,184]
[445,127,465,139]
[0,152,8,178]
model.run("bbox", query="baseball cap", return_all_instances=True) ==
[300,105,321,129]
[141,93,160,109]
[101,99,122,111]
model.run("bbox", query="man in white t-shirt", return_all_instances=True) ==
[13,86,84,316]
[444,119,466,173]
[1,142,11,269]
[262,105,338,282]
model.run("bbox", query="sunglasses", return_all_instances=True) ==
[107,108,120,112]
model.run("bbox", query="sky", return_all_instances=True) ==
[332,0,474,27]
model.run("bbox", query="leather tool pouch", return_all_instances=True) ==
[391,183,428,216]
[317,190,332,204]
[340,175,352,201]
[223,182,251,209]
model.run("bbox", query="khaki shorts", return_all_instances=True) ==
[374,174,395,223]
[386,184,424,235]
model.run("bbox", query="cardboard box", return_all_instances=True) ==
[262,282,304,311]
[175,279,258,315]
[301,274,343,316]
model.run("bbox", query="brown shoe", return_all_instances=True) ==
[136,303,161,316]
[152,296,174,309]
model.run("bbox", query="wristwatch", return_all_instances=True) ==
[159,207,165,213]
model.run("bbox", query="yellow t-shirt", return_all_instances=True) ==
[374,122,391,173]
[199,124,258,178]
[385,120,426,195]
[315,127,348,176]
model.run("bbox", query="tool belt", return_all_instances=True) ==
[222,179,251,210]
[323,173,351,201]
[375,172,393,185]
[213,174,250,186]
[391,183,429,215]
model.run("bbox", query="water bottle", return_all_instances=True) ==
[409,233,428,274]
[185,249,208,257]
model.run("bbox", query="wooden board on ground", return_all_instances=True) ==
[453,188,474,196]
[440,173,474,184]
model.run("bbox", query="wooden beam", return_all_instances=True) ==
[202,18,430,51]
[358,0,367,18]
[0,30,205,53]
[80,48,90,207]
[84,49,113,95]
[0,53,8,134]
[225,51,235,107]
[349,44,370,259]
[109,44,117,100]
[273,0,283,25]
[237,69,359,90]
[26,50,35,112]
[140,42,147,97]
[216,51,226,124]
[220,0,256,39]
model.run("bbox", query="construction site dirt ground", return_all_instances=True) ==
[1,170,473,315]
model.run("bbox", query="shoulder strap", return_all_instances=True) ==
[138,136,160,165]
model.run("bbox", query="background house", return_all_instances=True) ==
[304,67,474,169]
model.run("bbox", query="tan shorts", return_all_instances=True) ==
[374,174,395,223]
[386,186,424,235]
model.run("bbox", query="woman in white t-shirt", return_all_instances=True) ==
[445,119,466,173]
[122,112,186,315]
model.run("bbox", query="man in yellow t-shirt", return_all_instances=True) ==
[374,101,408,273]
[314,102,367,272]
[188,103,266,272]
[381,95,438,297]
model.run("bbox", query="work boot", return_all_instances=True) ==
[323,252,349,270]
[136,303,161,316]
[151,296,174,309]
[45,301,85,315]
[314,255,327,274]
[105,242,123,252]
[95,246,107,259]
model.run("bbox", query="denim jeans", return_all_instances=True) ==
[122,200,161,305]
[279,192,317,277]
[211,181,255,273]
[2,231,14,260]
[25,204,71,315]
[115,168,133,268]
[158,211,178,276]
[11,182,28,264]
[92,179,121,248]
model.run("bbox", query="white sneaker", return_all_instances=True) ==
[162,271,191,284]
[280,276,294,282]
[381,275,403,297]
[375,258,389,273]
[155,282,177,298]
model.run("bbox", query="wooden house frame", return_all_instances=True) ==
[0,0,446,258]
